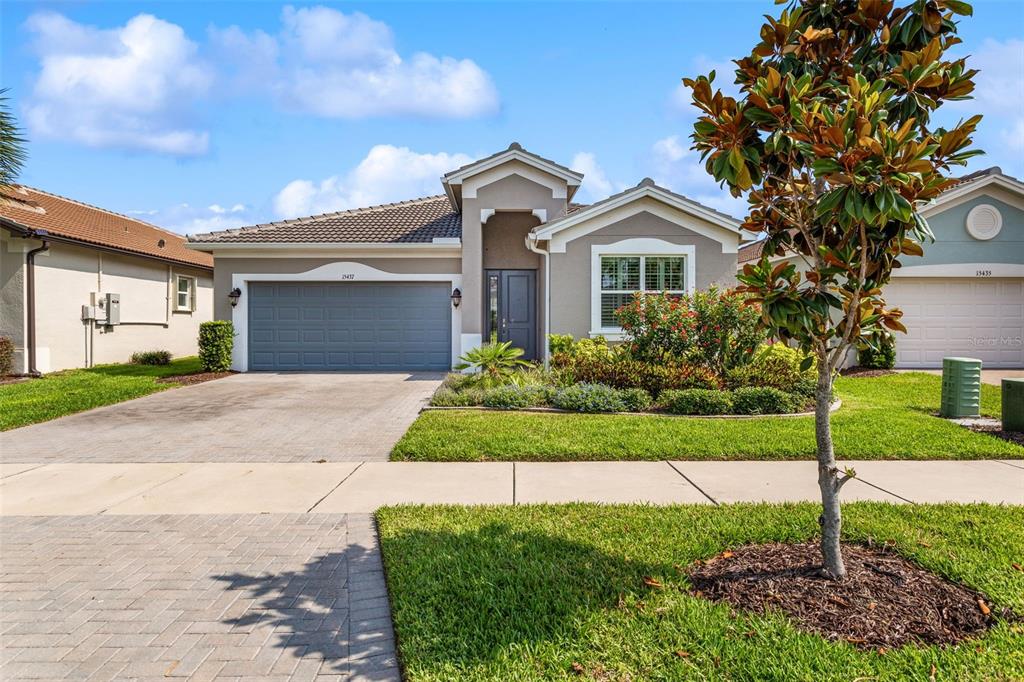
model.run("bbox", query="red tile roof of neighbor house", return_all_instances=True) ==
[0,186,213,269]
[189,195,462,244]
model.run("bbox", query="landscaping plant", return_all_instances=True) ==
[130,350,172,366]
[684,0,981,578]
[0,336,14,376]
[0,88,27,189]
[456,341,531,388]
[858,331,897,369]
[198,321,234,372]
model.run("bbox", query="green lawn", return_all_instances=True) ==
[377,503,1024,681]
[0,357,206,431]
[392,373,1022,461]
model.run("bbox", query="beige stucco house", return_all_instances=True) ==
[1,187,214,374]
[188,143,742,372]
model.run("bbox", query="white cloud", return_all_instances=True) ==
[23,12,212,155]
[649,135,747,218]
[272,145,474,219]
[961,38,1024,118]
[131,202,256,235]
[571,152,617,202]
[1002,118,1024,153]
[211,6,499,119]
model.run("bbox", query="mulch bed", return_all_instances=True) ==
[688,540,1005,649]
[966,423,1024,447]
[156,371,234,386]
[840,367,898,378]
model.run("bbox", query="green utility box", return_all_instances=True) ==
[940,357,982,418]
[1003,378,1024,432]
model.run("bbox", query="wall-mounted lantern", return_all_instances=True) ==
[228,287,242,307]
[450,288,462,308]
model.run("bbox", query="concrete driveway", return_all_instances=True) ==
[0,373,442,464]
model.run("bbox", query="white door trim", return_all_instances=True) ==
[231,261,462,372]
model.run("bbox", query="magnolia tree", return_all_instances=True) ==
[684,0,981,579]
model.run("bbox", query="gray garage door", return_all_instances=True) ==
[248,281,452,371]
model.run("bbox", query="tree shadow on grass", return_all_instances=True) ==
[378,521,665,671]
[213,541,396,678]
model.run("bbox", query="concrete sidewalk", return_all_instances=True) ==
[2,460,1021,516]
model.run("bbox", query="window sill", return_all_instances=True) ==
[172,310,194,315]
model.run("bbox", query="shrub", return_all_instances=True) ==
[858,332,896,369]
[441,372,477,392]
[456,341,530,388]
[130,350,171,365]
[730,386,797,415]
[548,334,614,361]
[615,287,766,371]
[430,388,484,407]
[660,388,733,415]
[482,385,550,409]
[0,336,14,376]
[552,354,719,397]
[617,387,653,412]
[547,334,575,356]
[727,343,818,400]
[198,321,234,372]
[552,383,625,413]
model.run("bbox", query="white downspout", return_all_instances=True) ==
[525,233,551,369]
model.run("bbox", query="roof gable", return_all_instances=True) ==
[920,167,1024,216]
[0,186,212,269]
[531,178,741,252]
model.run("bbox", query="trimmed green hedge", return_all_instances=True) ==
[198,321,234,372]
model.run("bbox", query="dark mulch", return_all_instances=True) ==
[157,371,234,386]
[840,366,898,378]
[689,541,1005,649]
[0,375,32,386]
[966,423,1024,447]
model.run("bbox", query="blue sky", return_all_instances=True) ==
[2,1,1022,234]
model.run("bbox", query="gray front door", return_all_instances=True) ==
[486,270,537,360]
[248,281,451,371]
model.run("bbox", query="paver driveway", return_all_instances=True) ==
[0,372,442,464]
[0,514,399,681]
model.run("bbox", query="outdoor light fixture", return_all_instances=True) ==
[451,288,462,308]
[228,287,242,307]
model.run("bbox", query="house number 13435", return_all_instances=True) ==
[976,270,992,277]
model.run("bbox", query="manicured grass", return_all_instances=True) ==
[0,357,205,430]
[377,503,1024,681]
[392,373,1022,460]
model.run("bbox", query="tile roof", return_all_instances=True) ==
[0,186,212,269]
[738,239,766,263]
[189,195,461,245]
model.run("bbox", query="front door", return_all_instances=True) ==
[486,269,537,360]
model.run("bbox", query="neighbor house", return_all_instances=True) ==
[188,143,742,372]
[738,167,1024,368]
[1,186,214,374]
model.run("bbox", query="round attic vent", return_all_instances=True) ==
[965,204,1002,240]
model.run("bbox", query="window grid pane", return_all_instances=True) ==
[600,293,633,327]
[600,257,639,291]
[644,257,684,291]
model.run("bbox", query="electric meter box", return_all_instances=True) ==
[105,293,120,325]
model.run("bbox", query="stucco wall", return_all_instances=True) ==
[0,231,27,372]
[918,192,1024,266]
[462,170,567,338]
[14,239,213,372]
[549,210,738,338]
[212,256,462,321]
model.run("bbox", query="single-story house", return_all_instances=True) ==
[1,186,214,374]
[187,143,742,372]
[738,167,1024,368]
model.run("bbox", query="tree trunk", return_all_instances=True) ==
[815,356,846,580]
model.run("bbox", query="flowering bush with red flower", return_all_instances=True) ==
[615,287,765,372]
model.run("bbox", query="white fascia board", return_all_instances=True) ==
[920,174,1024,216]
[535,186,741,241]
[891,262,1024,278]
[186,242,461,258]
[443,149,583,187]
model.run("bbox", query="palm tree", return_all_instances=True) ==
[0,89,28,189]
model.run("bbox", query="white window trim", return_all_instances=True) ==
[174,275,196,312]
[590,239,695,339]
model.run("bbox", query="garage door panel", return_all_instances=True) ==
[886,277,1023,368]
[248,281,452,371]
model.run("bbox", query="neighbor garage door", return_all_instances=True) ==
[885,277,1024,368]
[248,281,451,371]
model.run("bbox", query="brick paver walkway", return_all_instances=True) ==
[0,514,399,681]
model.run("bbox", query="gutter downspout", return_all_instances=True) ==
[25,233,50,376]
[525,233,551,369]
